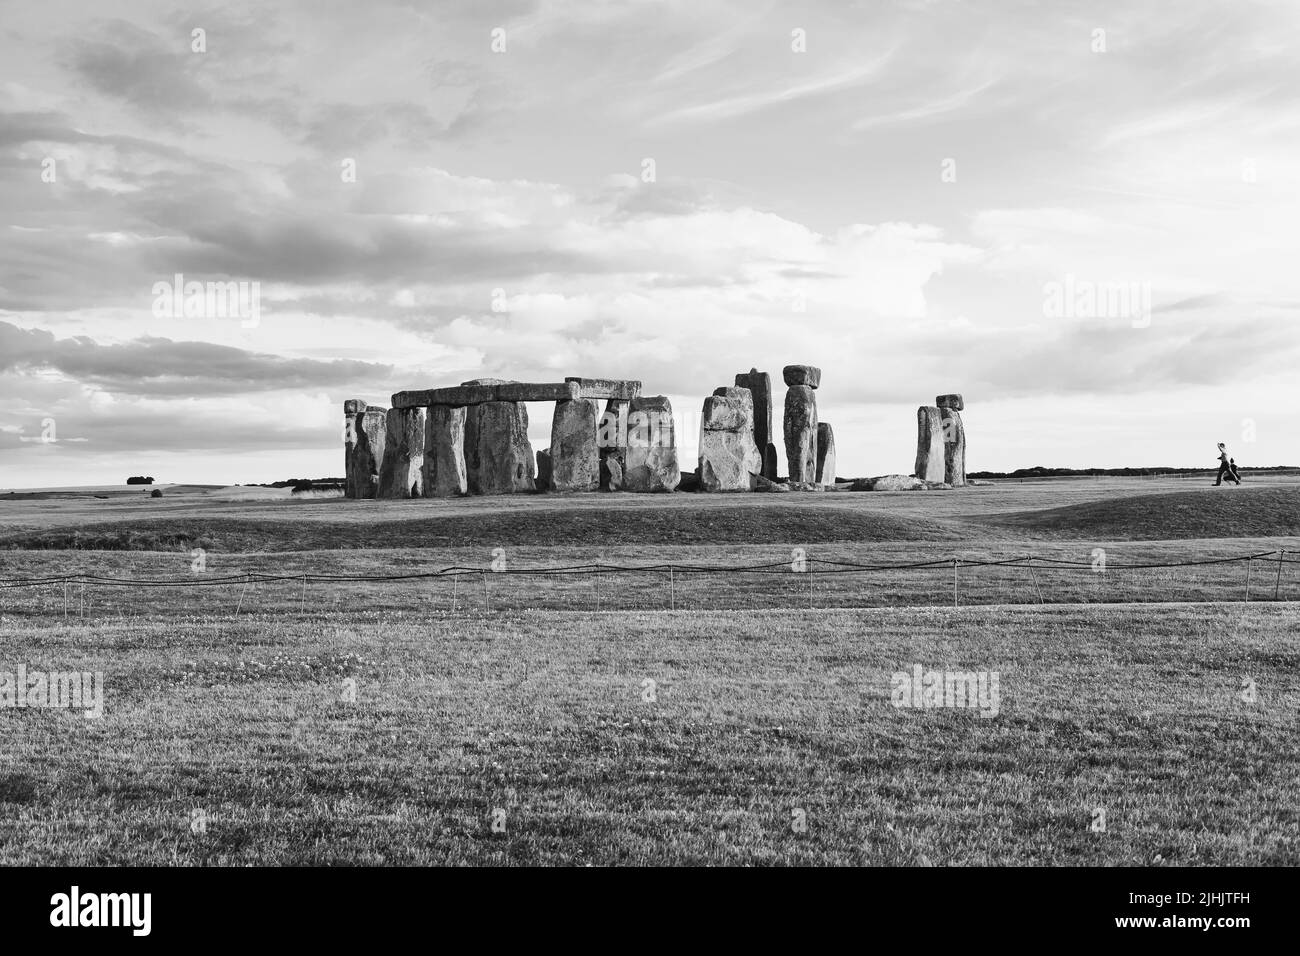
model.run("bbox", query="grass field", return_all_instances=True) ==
[1,477,1297,865]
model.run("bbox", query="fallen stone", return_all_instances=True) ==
[783,385,818,483]
[735,369,775,479]
[624,395,680,492]
[565,377,642,401]
[378,406,426,498]
[549,398,601,492]
[783,365,822,389]
[853,474,950,491]
[816,422,837,485]
[936,393,964,411]
[422,404,468,497]
[914,405,946,483]
[940,406,966,487]
[756,475,791,493]
[464,401,535,495]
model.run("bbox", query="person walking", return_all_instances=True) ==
[1213,443,1240,486]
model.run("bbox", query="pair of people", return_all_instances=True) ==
[1214,443,1242,486]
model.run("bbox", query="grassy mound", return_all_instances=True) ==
[0,505,963,553]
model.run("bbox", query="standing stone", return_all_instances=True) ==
[624,395,680,492]
[940,405,966,487]
[735,369,776,479]
[464,401,535,495]
[936,394,964,412]
[423,404,468,497]
[783,386,818,483]
[783,365,822,389]
[816,423,837,485]
[599,399,629,491]
[378,406,426,498]
[549,398,601,492]
[914,406,946,483]
[343,399,364,498]
[535,450,552,491]
[699,391,761,492]
[348,405,387,499]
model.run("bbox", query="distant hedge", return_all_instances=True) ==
[126,476,155,485]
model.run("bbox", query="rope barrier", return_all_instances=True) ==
[0,549,1291,588]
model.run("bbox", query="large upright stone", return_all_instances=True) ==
[598,399,629,491]
[549,398,601,492]
[464,401,535,495]
[735,369,775,479]
[348,405,387,499]
[783,385,818,483]
[699,391,761,492]
[914,406,946,483]
[343,399,364,498]
[816,423,837,485]
[378,406,426,498]
[624,395,680,492]
[940,405,966,487]
[423,404,467,497]
[535,450,552,491]
[783,365,822,389]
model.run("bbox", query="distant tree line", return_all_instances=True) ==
[248,477,347,493]
[126,476,154,485]
[968,464,1298,479]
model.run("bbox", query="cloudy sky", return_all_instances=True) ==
[2,0,1297,488]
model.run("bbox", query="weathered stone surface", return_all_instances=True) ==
[535,450,552,491]
[392,385,497,409]
[936,393,964,411]
[783,365,822,389]
[598,399,629,491]
[422,404,467,497]
[735,369,775,479]
[549,398,601,492]
[940,406,966,487]
[464,401,535,495]
[344,400,362,497]
[699,430,762,492]
[764,443,779,481]
[678,471,701,493]
[702,394,751,432]
[914,406,946,483]
[624,395,680,492]
[347,406,387,499]
[783,385,818,483]
[785,481,826,492]
[756,475,791,493]
[853,474,950,491]
[816,423,837,485]
[565,377,642,401]
[378,406,426,498]
[495,381,580,403]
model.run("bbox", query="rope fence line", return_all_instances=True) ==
[0,549,1295,590]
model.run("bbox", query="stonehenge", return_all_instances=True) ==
[914,405,946,483]
[345,368,972,498]
[698,388,762,492]
[938,394,967,487]
[377,406,426,498]
[816,423,837,485]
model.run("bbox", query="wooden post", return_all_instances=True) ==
[1275,550,1285,601]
